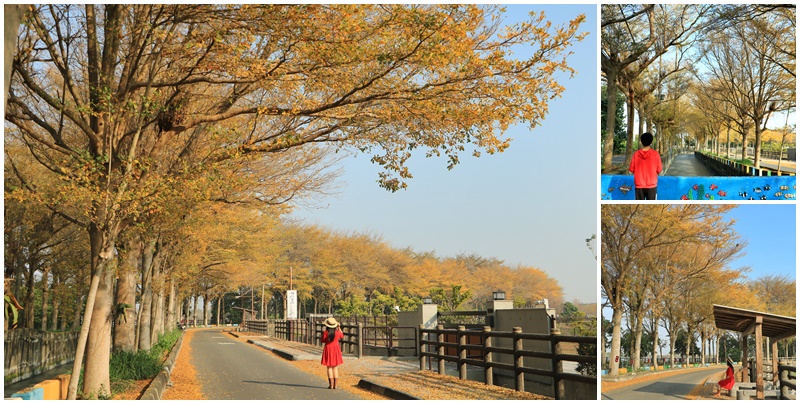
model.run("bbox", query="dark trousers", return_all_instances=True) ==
[635,187,657,200]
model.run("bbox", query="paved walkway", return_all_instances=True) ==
[236,332,552,400]
[664,154,714,176]
[191,329,361,400]
[602,367,723,400]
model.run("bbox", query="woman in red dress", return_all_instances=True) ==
[715,358,735,397]
[321,317,344,389]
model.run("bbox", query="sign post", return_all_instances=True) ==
[286,290,298,319]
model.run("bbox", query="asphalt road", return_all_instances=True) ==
[190,328,360,400]
[601,367,722,400]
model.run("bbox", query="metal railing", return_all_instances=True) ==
[419,325,596,400]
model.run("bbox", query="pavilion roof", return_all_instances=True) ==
[713,304,796,341]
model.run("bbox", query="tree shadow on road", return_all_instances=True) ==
[242,380,329,390]
[632,381,696,400]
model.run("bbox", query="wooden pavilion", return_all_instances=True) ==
[713,304,796,399]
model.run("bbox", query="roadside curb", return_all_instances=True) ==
[247,338,321,361]
[356,378,422,400]
[139,331,185,400]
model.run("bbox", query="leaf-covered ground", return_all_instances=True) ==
[602,366,730,399]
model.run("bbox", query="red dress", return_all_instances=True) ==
[321,328,344,367]
[718,366,735,390]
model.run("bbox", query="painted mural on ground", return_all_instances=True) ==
[601,175,797,201]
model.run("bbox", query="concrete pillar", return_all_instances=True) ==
[398,304,438,355]
[492,300,514,311]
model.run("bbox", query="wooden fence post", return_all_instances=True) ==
[357,322,363,359]
[417,324,426,370]
[513,327,524,392]
[551,327,565,399]
[458,326,467,380]
[437,325,445,375]
[484,326,493,386]
[388,326,394,357]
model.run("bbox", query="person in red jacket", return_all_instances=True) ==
[321,317,344,389]
[715,358,736,397]
[629,132,662,200]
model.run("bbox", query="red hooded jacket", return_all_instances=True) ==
[629,148,662,189]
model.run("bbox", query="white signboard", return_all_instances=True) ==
[286,290,298,319]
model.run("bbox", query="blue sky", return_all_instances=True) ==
[724,204,796,281]
[291,5,599,304]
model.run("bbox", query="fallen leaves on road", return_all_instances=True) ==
[162,329,206,400]
[286,359,390,400]
[602,366,725,394]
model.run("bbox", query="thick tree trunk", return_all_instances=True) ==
[137,239,156,350]
[602,69,619,172]
[71,298,82,330]
[652,319,659,370]
[609,307,623,376]
[166,277,176,331]
[151,266,165,343]
[24,257,37,329]
[51,297,60,331]
[4,5,26,109]
[633,311,645,371]
[40,267,50,331]
[113,245,138,352]
[67,223,115,400]
[754,126,762,168]
[624,88,636,166]
[83,266,114,398]
[216,295,221,325]
[192,295,199,325]
[203,293,209,326]
[700,329,706,365]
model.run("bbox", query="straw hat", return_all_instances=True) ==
[726,357,734,368]
[323,317,339,328]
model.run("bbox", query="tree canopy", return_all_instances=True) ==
[5,5,586,398]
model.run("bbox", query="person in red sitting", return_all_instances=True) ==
[715,358,736,397]
[321,317,344,389]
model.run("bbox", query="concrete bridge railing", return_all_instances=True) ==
[601,175,796,200]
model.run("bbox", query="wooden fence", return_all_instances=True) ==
[4,329,79,384]
[243,319,417,358]
[418,325,596,400]
[779,363,796,400]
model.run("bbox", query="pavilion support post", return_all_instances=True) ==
[770,339,778,386]
[741,332,750,383]
[754,316,764,400]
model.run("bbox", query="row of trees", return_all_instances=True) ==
[601,205,796,377]
[4,5,586,398]
[7,204,568,330]
[601,5,795,172]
